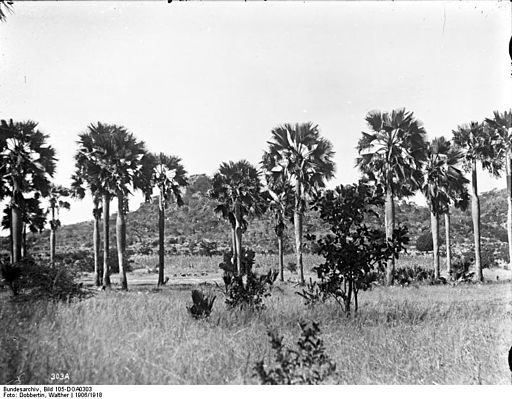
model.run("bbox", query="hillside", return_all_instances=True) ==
[1,175,509,260]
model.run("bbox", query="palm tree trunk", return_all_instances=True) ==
[384,189,395,286]
[278,233,284,282]
[471,161,483,282]
[445,211,452,276]
[11,191,23,264]
[230,222,236,267]
[294,181,304,285]
[234,201,243,275]
[506,151,512,268]
[102,193,111,288]
[117,192,128,290]
[22,224,27,258]
[431,211,440,279]
[50,205,56,266]
[158,192,165,286]
[93,199,101,287]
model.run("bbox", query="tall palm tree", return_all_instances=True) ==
[47,184,70,266]
[0,119,56,263]
[149,153,188,286]
[75,123,147,289]
[356,109,427,285]
[420,137,468,278]
[71,166,103,286]
[209,160,263,275]
[452,122,502,282]
[264,123,335,284]
[485,110,512,267]
[2,196,46,261]
[261,153,294,281]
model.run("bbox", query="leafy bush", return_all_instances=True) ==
[254,321,337,384]
[392,266,434,286]
[0,260,92,301]
[187,289,216,319]
[416,232,433,252]
[308,182,409,313]
[286,261,297,273]
[53,248,133,274]
[222,268,278,310]
[219,248,255,276]
[296,278,323,307]
[451,256,474,283]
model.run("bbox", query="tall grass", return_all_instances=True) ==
[1,282,510,384]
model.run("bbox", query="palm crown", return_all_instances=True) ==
[264,122,335,198]
[75,122,147,197]
[356,108,427,197]
[421,137,468,215]
[0,119,56,199]
[150,153,188,206]
[452,121,502,176]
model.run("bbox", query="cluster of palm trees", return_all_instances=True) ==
[1,108,511,290]
[357,108,512,284]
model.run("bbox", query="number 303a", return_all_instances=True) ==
[50,373,70,380]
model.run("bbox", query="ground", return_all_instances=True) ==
[1,254,511,385]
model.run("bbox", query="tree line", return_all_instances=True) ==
[1,108,511,290]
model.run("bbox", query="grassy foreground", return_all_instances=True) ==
[1,281,511,385]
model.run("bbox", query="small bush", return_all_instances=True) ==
[286,261,297,273]
[393,266,434,286]
[187,289,216,319]
[0,260,92,301]
[416,232,433,252]
[254,321,337,385]
[451,256,474,283]
[296,278,324,307]
[219,249,255,276]
[222,269,278,310]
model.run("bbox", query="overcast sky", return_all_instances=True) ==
[0,1,510,228]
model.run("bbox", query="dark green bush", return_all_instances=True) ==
[187,289,216,319]
[416,232,433,252]
[219,249,255,276]
[0,259,92,301]
[254,321,337,385]
[222,269,278,310]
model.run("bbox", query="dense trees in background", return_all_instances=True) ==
[263,123,335,284]
[2,108,512,288]
[356,109,427,285]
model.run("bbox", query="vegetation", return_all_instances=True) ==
[263,122,335,284]
[356,109,427,285]
[453,122,502,281]
[254,321,337,384]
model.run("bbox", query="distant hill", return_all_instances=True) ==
[1,175,509,260]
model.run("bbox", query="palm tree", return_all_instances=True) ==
[452,122,502,282]
[0,119,56,263]
[47,184,70,266]
[2,196,46,261]
[420,137,468,278]
[261,153,294,281]
[485,110,512,267]
[149,153,188,286]
[209,160,263,275]
[75,123,147,289]
[264,123,335,284]
[356,109,427,285]
[71,165,104,286]
[0,1,13,22]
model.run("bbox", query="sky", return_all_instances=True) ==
[0,1,511,230]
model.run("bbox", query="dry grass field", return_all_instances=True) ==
[1,254,511,385]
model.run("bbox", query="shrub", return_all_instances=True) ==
[187,289,216,319]
[54,248,133,274]
[392,266,434,286]
[219,249,255,276]
[416,232,433,252]
[286,261,297,273]
[296,278,324,307]
[222,269,278,310]
[308,182,408,313]
[0,259,92,301]
[254,321,337,385]
[451,256,474,283]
